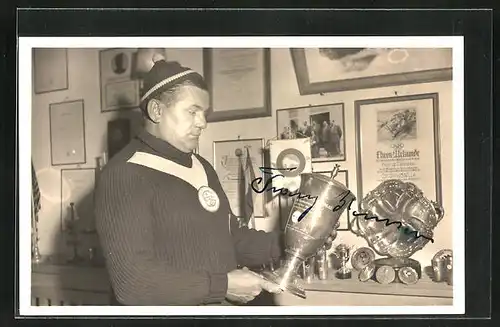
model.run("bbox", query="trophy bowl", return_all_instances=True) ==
[260,169,355,298]
[351,179,444,258]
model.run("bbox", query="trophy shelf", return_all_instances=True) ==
[274,268,453,306]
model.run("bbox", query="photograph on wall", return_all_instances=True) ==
[291,48,453,95]
[213,138,265,221]
[355,93,442,205]
[276,103,346,162]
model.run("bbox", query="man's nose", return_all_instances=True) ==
[195,111,207,129]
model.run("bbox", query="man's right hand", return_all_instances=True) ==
[226,267,282,304]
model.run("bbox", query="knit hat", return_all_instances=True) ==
[139,57,206,108]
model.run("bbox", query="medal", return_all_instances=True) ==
[398,266,419,285]
[351,247,376,271]
[358,263,376,282]
[375,265,396,284]
[198,186,220,213]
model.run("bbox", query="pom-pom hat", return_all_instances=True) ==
[139,55,206,108]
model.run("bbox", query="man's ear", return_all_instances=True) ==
[146,99,162,123]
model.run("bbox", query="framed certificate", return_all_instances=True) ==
[99,48,140,112]
[33,48,69,94]
[316,169,351,231]
[60,168,96,233]
[203,48,271,122]
[49,100,86,166]
[291,48,452,95]
[213,138,265,218]
[354,93,442,207]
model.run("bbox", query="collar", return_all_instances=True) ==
[135,130,193,167]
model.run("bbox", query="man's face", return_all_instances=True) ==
[157,85,209,153]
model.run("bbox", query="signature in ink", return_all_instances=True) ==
[251,167,318,222]
[333,191,434,243]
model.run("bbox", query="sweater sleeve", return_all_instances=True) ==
[197,155,283,268]
[229,213,282,267]
[95,165,228,306]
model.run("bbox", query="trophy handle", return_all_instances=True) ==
[431,200,445,223]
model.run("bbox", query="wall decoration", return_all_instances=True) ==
[60,168,96,233]
[355,93,442,207]
[276,103,346,162]
[99,48,140,112]
[33,48,69,94]
[291,48,452,95]
[213,138,265,218]
[316,169,350,231]
[107,118,131,159]
[49,99,86,166]
[203,48,271,122]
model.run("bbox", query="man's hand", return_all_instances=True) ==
[226,267,283,304]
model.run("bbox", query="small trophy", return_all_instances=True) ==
[335,244,353,279]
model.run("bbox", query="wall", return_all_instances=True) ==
[32,48,453,265]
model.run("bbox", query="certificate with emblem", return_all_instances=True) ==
[213,138,265,218]
[354,93,442,205]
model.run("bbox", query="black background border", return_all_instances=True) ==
[1,6,494,326]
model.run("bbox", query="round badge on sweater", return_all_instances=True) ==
[198,186,220,213]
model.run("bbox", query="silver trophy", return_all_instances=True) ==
[350,179,444,283]
[260,165,355,298]
[334,244,354,279]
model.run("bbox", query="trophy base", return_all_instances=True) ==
[335,270,352,280]
[260,270,306,299]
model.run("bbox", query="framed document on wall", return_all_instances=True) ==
[60,168,96,233]
[213,138,265,218]
[33,48,69,94]
[203,48,271,122]
[354,93,442,207]
[49,100,86,166]
[99,48,140,112]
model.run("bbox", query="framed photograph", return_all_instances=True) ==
[316,169,350,231]
[290,48,452,95]
[203,48,271,122]
[276,103,346,162]
[355,93,442,207]
[60,168,96,233]
[33,48,69,94]
[213,138,265,218]
[49,99,86,166]
[99,48,140,112]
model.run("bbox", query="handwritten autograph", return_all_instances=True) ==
[250,167,318,223]
[250,167,434,243]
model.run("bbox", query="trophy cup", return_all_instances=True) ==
[350,179,444,284]
[334,244,354,279]
[260,165,355,298]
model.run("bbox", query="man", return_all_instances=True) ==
[329,120,343,156]
[95,59,283,306]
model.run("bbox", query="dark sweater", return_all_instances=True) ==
[95,130,281,306]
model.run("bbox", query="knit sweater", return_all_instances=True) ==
[95,130,282,306]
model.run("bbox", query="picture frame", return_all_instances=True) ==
[33,48,69,94]
[290,48,453,95]
[316,169,351,231]
[276,103,346,162]
[203,48,271,122]
[60,168,97,233]
[354,93,442,208]
[213,138,265,218]
[49,99,86,166]
[99,48,140,112]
